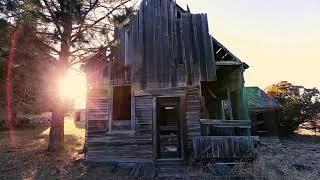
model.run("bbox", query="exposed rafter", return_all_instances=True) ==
[211,36,243,63]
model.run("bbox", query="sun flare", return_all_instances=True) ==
[58,70,87,109]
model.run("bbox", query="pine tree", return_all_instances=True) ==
[1,0,135,151]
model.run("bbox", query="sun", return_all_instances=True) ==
[58,69,87,109]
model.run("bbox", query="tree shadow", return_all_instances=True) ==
[0,116,87,179]
[0,133,86,179]
[0,126,50,145]
[283,133,320,143]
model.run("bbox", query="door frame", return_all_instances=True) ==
[153,96,186,161]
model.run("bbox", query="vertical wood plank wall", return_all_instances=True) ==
[113,0,216,89]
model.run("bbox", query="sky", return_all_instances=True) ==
[176,0,320,89]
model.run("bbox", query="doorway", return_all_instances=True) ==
[112,85,131,130]
[156,97,182,159]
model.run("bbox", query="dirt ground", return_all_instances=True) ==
[1,121,320,179]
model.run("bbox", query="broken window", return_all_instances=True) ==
[222,100,233,120]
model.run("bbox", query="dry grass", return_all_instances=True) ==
[40,116,85,137]
[0,119,86,179]
[1,120,320,179]
[233,136,320,180]
[296,120,320,136]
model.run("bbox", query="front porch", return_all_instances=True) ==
[191,119,254,162]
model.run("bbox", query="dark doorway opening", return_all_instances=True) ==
[256,113,266,133]
[201,81,227,119]
[75,111,81,122]
[156,97,182,159]
[112,85,131,130]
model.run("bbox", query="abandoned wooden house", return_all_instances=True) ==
[245,87,282,137]
[84,0,254,164]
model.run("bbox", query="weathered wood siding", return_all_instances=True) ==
[113,0,216,89]
[185,88,201,158]
[193,136,255,161]
[86,93,154,162]
[86,90,112,162]
[135,96,153,136]
[85,0,253,164]
[86,90,111,136]
[250,110,280,136]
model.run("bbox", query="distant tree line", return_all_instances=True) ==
[266,81,320,136]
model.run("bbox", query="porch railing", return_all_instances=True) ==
[200,119,251,136]
[193,136,255,161]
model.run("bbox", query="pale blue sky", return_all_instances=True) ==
[177,0,320,89]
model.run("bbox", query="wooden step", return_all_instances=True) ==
[87,109,109,113]
[86,152,153,160]
[87,102,110,106]
[87,124,108,129]
[87,130,108,136]
[87,137,152,146]
[87,117,109,121]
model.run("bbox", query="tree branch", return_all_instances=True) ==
[71,0,99,43]
[42,0,63,36]
[50,0,59,12]
[71,0,131,42]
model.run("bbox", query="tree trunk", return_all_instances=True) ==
[47,8,72,152]
[47,62,68,152]
[48,61,68,152]
[48,109,65,151]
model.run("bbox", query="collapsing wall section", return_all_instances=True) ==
[113,0,216,89]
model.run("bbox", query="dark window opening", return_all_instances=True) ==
[75,111,81,122]
[160,106,178,127]
[177,11,181,19]
[222,100,233,120]
[112,85,131,130]
[256,113,266,133]
[200,81,228,119]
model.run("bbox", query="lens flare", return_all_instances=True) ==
[5,28,18,145]
[57,70,87,109]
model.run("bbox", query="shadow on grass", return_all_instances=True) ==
[0,116,88,179]
[0,126,50,145]
[0,132,85,179]
[290,133,320,143]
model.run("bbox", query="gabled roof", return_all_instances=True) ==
[244,87,282,110]
[212,36,249,69]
